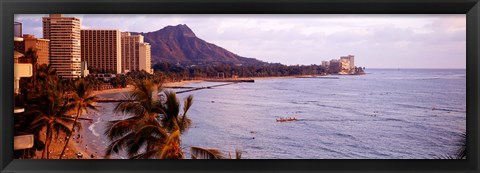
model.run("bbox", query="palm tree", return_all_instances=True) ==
[27,80,78,159]
[104,116,144,158]
[36,64,58,83]
[104,79,194,159]
[115,79,163,120]
[160,91,193,134]
[130,91,193,159]
[23,48,38,92]
[190,147,226,159]
[104,79,164,158]
[158,130,183,159]
[436,132,466,159]
[455,132,466,159]
[190,147,242,159]
[127,119,171,159]
[59,79,98,159]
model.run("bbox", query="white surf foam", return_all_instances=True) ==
[88,117,101,137]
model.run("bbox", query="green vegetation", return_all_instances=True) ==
[153,61,327,80]
[104,79,194,159]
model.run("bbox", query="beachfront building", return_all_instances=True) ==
[13,23,24,53]
[14,22,22,37]
[13,35,35,150]
[121,32,152,74]
[21,34,50,65]
[340,55,355,69]
[340,58,351,75]
[13,38,24,53]
[14,37,33,94]
[81,29,122,74]
[328,59,341,74]
[43,14,82,79]
[139,42,152,74]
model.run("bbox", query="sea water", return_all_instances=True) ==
[88,69,466,159]
[180,69,466,159]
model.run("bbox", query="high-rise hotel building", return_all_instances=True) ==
[81,29,122,74]
[14,22,22,37]
[22,34,50,66]
[42,14,82,79]
[340,55,355,70]
[139,42,151,74]
[121,32,151,74]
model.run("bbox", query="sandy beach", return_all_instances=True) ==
[33,125,96,159]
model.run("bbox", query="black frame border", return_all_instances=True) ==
[1,0,479,173]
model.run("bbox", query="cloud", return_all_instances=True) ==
[14,14,466,68]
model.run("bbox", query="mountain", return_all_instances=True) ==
[131,24,265,66]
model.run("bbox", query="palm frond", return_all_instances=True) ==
[114,102,148,118]
[235,149,242,159]
[178,95,193,133]
[183,95,194,114]
[159,130,184,159]
[457,132,466,159]
[104,117,140,140]
[190,146,225,159]
[163,91,180,119]
[104,132,135,159]
[130,149,159,159]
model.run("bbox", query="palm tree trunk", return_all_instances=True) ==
[41,127,50,159]
[32,64,36,94]
[59,107,82,159]
[46,126,52,159]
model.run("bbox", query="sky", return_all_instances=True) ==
[15,14,466,69]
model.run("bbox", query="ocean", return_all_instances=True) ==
[86,69,466,159]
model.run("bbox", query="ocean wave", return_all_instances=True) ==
[88,118,101,137]
[394,103,465,113]
[387,75,466,80]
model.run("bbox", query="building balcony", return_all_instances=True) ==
[14,134,34,150]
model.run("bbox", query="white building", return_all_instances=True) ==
[340,55,355,70]
[43,14,82,79]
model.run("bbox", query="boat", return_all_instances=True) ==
[276,117,299,122]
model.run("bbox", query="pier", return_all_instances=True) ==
[175,82,238,94]
[205,79,255,83]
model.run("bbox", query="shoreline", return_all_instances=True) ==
[92,74,365,97]
[71,75,347,159]
[93,80,205,97]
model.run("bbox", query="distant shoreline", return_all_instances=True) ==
[366,68,466,70]
[93,75,357,97]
